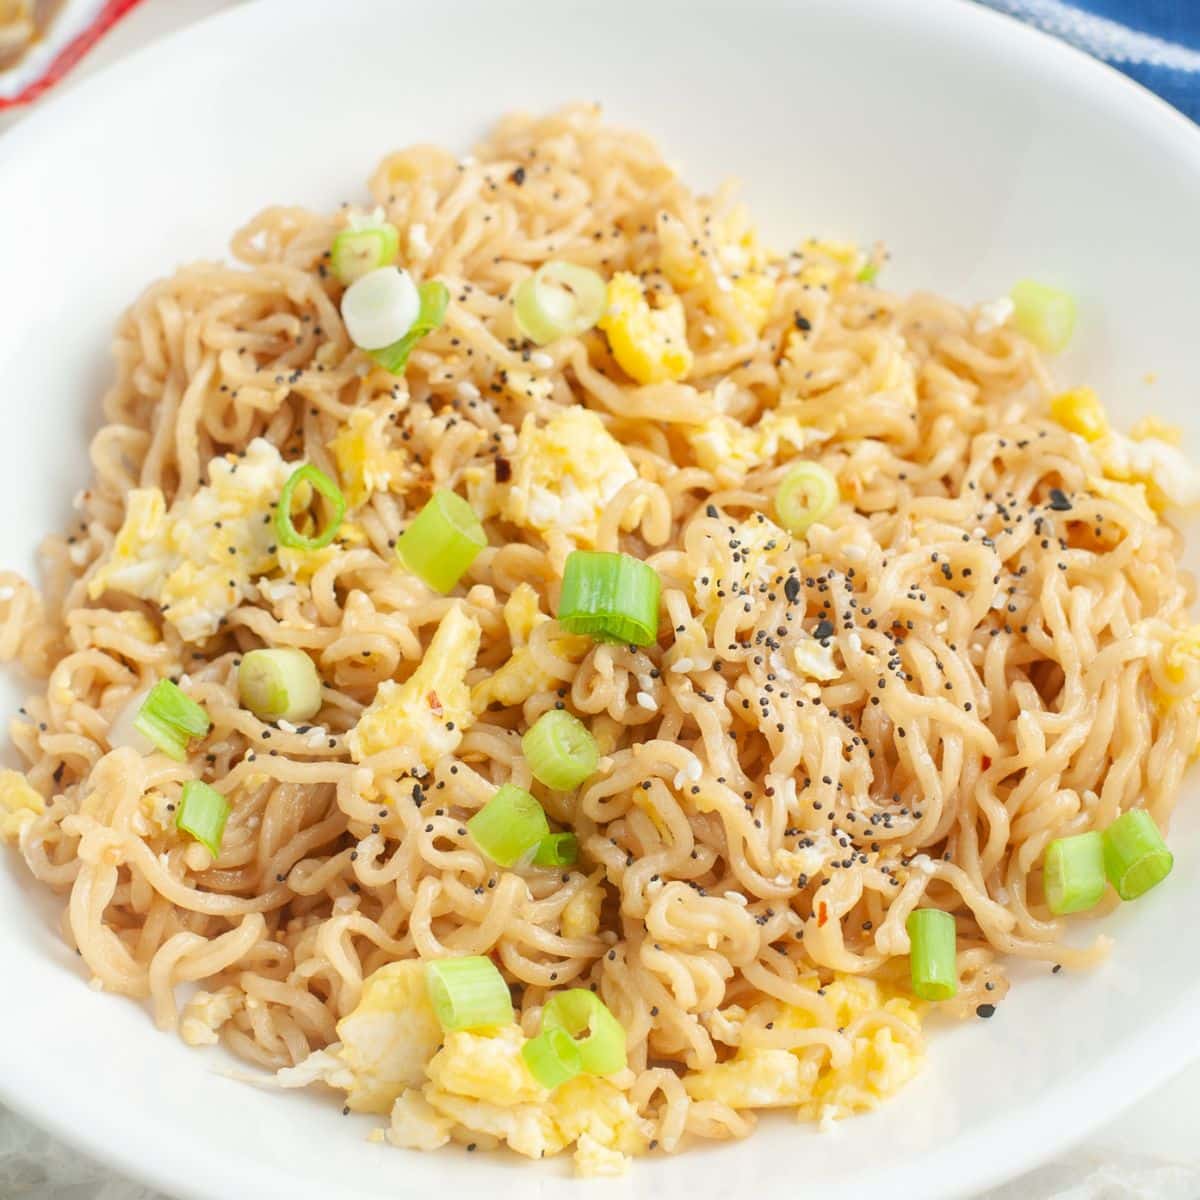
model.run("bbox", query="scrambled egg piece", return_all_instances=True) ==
[794,636,840,681]
[1163,625,1200,686]
[337,962,445,1113]
[716,209,775,337]
[420,1033,652,1171]
[471,583,589,710]
[599,272,693,384]
[276,961,443,1115]
[329,408,408,509]
[1131,416,1182,445]
[501,582,543,642]
[502,407,639,548]
[573,1134,629,1177]
[795,238,862,288]
[693,514,791,626]
[727,273,776,338]
[1088,475,1157,525]
[685,1048,819,1107]
[0,769,43,843]
[804,979,923,1117]
[418,1024,562,1158]
[1050,387,1108,442]
[275,519,367,584]
[424,1089,565,1160]
[1096,430,1200,511]
[88,438,292,642]
[387,1089,454,1151]
[427,1025,547,1105]
[810,1022,922,1116]
[553,1076,654,1160]
[348,604,481,769]
[686,976,923,1122]
[686,411,827,477]
[717,205,769,276]
[1050,389,1199,511]
[179,987,242,1047]
[561,886,603,938]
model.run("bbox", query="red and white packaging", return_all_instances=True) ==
[0,0,145,109]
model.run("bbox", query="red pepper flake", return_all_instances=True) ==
[817,902,829,928]
[981,755,992,771]
[427,690,442,715]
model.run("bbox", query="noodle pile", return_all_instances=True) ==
[2,104,1198,1172]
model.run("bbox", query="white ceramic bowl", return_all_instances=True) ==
[2,2,1199,1198]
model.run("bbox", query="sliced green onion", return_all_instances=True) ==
[331,223,400,286]
[238,648,322,723]
[368,280,450,375]
[425,955,514,1031]
[542,989,627,1076]
[1102,809,1174,901]
[532,832,579,868]
[134,679,211,761]
[274,463,346,552]
[521,1027,583,1090]
[1043,830,1106,915]
[1010,280,1077,354]
[775,461,839,537]
[558,551,660,646]
[905,908,958,1001]
[467,783,549,868]
[856,261,879,283]
[514,262,607,345]
[341,265,419,351]
[395,488,486,593]
[175,780,230,858]
[522,710,598,791]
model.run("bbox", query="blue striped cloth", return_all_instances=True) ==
[977,1,1200,121]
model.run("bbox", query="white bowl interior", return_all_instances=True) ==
[1,2,1199,1198]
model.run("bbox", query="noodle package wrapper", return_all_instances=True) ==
[0,0,145,109]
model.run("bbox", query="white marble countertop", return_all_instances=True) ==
[2,3,1199,1197]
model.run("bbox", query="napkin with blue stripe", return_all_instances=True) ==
[977,0,1200,122]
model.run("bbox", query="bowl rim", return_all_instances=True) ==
[2,1,1200,1198]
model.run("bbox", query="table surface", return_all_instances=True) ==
[1,3,1199,1198]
